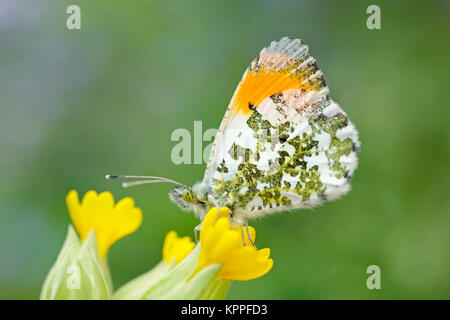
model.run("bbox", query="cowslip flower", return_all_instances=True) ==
[197,207,273,281]
[41,190,273,300]
[114,207,273,300]
[66,190,142,258]
[40,190,142,300]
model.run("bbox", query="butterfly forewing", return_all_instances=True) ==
[203,37,360,219]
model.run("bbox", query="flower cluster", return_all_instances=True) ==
[41,190,273,300]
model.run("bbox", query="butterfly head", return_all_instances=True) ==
[168,184,211,217]
[105,174,215,218]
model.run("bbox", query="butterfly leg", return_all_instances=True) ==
[229,217,249,247]
[194,222,203,243]
[207,194,218,207]
[245,220,257,249]
[240,224,247,247]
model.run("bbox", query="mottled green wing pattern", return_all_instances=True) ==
[211,100,359,219]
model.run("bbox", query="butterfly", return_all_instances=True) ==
[107,37,360,245]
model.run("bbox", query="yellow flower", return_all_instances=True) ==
[197,207,273,281]
[162,231,195,264]
[66,190,143,258]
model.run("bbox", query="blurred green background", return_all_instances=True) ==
[1,0,449,299]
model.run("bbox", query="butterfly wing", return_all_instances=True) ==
[203,37,360,218]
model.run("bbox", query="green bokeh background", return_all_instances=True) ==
[1,0,449,299]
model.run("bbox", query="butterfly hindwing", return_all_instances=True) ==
[203,37,359,219]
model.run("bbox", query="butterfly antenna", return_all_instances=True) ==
[105,174,184,188]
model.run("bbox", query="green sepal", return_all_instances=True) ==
[112,260,174,300]
[40,225,112,300]
[197,278,233,300]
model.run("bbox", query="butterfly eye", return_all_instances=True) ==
[181,190,195,203]
[279,135,288,143]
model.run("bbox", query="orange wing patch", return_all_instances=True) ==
[231,68,320,117]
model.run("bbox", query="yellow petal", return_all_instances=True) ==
[243,226,256,245]
[209,229,241,262]
[66,190,143,258]
[197,207,273,281]
[257,248,271,260]
[220,248,274,281]
[218,207,230,218]
[199,207,219,244]
[162,231,195,264]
